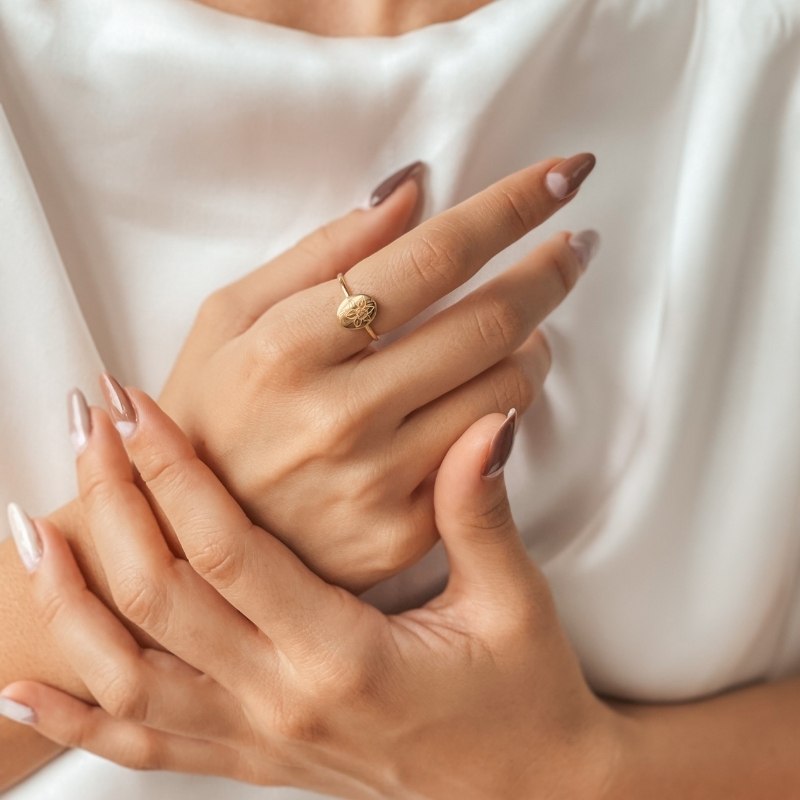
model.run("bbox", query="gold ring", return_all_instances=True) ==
[336,273,379,341]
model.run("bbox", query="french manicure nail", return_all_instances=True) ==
[568,229,601,272]
[0,696,36,725]
[7,503,42,573]
[99,373,137,438]
[545,153,596,200]
[369,161,424,207]
[482,409,518,479]
[67,388,92,455]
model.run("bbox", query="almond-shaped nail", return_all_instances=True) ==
[67,388,92,455]
[7,503,42,573]
[0,696,36,725]
[568,229,601,272]
[99,373,137,438]
[369,161,424,207]
[545,153,596,200]
[482,409,518,479]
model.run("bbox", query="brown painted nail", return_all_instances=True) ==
[482,409,518,479]
[369,161,424,207]
[568,229,601,272]
[67,388,92,455]
[545,153,596,200]
[99,373,137,438]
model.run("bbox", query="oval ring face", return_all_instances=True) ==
[337,294,378,329]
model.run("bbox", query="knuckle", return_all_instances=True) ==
[114,568,169,636]
[494,362,535,412]
[400,228,464,292]
[119,730,162,771]
[137,447,193,490]
[189,530,249,590]
[473,296,526,353]
[38,587,68,629]
[275,703,330,744]
[491,186,542,237]
[196,288,243,330]
[80,471,123,517]
[331,660,384,708]
[297,220,338,263]
[375,521,435,577]
[97,667,150,723]
[250,311,309,374]
[137,450,195,498]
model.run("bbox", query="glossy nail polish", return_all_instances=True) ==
[0,696,36,725]
[545,153,596,200]
[369,161,424,207]
[67,388,92,455]
[7,503,42,573]
[99,373,137,438]
[482,409,518,479]
[568,229,601,272]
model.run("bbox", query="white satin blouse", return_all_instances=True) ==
[1,0,799,797]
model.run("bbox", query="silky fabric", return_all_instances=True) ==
[1,0,800,796]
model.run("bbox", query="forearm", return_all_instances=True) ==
[0,502,92,791]
[610,676,800,798]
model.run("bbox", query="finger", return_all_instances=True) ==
[102,380,359,665]
[19,515,239,739]
[400,331,551,479]
[268,153,595,363]
[77,389,269,688]
[195,164,423,344]
[432,411,544,607]
[369,230,594,416]
[0,683,246,778]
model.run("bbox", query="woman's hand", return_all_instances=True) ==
[2,388,626,799]
[156,154,598,591]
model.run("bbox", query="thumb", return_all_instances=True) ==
[434,409,535,605]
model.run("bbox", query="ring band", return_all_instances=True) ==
[336,274,379,341]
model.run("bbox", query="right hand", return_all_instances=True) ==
[153,153,598,592]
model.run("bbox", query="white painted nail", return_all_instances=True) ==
[7,503,42,573]
[67,388,92,455]
[0,696,36,725]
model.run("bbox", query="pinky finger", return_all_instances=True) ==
[0,683,242,777]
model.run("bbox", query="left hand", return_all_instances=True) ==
[2,389,628,799]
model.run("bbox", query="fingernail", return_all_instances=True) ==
[7,503,42,573]
[99,373,137,438]
[369,161,424,207]
[0,696,36,725]
[568,229,601,272]
[482,408,518,480]
[545,153,596,200]
[67,388,92,455]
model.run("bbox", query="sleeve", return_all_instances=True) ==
[0,103,104,530]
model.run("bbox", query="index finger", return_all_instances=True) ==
[271,153,595,362]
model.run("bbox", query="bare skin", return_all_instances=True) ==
[3,1,800,796]
[192,0,495,37]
